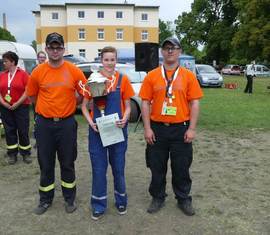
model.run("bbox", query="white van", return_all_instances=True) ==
[0,40,37,74]
[245,64,270,77]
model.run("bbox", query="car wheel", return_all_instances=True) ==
[129,100,140,123]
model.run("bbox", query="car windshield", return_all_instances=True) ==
[197,65,216,73]
[63,55,88,64]
[117,66,146,83]
[232,65,240,70]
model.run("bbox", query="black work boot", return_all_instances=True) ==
[178,200,195,216]
[8,155,17,165]
[147,198,164,214]
[23,155,32,164]
[34,202,51,215]
[65,202,77,213]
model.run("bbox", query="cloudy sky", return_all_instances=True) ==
[0,0,193,44]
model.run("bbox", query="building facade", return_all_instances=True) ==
[33,1,159,61]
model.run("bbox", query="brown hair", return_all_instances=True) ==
[37,51,46,58]
[2,51,19,65]
[100,46,117,59]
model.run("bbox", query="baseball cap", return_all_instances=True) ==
[161,37,181,48]
[46,32,64,46]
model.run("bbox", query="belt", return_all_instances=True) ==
[37,114,73,122]
[151,121,189,126]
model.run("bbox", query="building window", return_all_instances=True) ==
[79,49,86,58]
[116,29,123,40]
[141,13,148,21]
[52,12,59,20]
[141,30,148,41]
[78,11,85,18]
[78,28,85,40]
[98,49,102,58]
[116,11,123,19]
[97,11,104,18]
[97,29,104,40]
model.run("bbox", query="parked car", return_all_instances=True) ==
[195,64,224,87]
[63,54,88,64]
[76,62,146,122]
[244,64,270,77]
[221,64,241,75]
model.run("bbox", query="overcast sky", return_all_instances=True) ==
[0,0,193,44]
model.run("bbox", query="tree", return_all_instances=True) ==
[0,27,16,42]
[31,40,37,52]
[232,0,270,64]
[159,19,174,46]
[175,0,238,64]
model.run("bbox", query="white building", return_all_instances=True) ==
[33,1,159,61]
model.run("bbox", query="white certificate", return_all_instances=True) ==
[96,113,125,147]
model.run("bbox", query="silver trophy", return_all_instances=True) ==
[87,72,108,116]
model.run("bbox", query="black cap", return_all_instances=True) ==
[161,37,181,48]
[46,32,64,46]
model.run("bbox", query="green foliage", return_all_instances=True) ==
[31,40,37,51]
[232,0,270,63]
[173,0,270,65]
[0,27,16,42]
[159,19,174,46]
[175,0,238,64]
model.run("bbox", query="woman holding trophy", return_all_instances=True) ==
[81,46,135,220]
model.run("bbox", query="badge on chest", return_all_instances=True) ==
[161,101,177,116]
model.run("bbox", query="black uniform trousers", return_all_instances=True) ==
[36,114,78,204]
[146,121,193,203]
[244,75,254,93]
[0,104,31,156]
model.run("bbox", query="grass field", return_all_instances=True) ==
[199,75,270,133]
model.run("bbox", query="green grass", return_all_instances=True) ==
[199,75,270,133]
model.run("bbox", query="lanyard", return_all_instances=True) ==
[107,73,116,93]
[7,67,18,95]
[161,65,179,103]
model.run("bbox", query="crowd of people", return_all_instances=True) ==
[0,32,203,220]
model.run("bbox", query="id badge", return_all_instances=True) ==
[4,94,12,103]
[161,101,167,115]
[165,106,177,116]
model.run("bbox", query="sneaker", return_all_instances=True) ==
[117,206,127,215]
[178,200,195,216]
[65,202,77,213]
[147,198,164,214]
[91,211,104,221]
[8,155,17,165]
[23,155,32,164]
[34,202,51,215]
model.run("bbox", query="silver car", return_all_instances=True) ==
[195,64,223,87]
[76,62,146,122]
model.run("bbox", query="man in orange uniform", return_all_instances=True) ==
[27,32,87,215]
[139,37,203,216]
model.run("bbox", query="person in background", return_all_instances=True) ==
[27,32,87,215]
[81,46,135,221]
[244,61,256,94]
[37,51,47,65]
[0,51,32,164]
[139,37,203,216]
